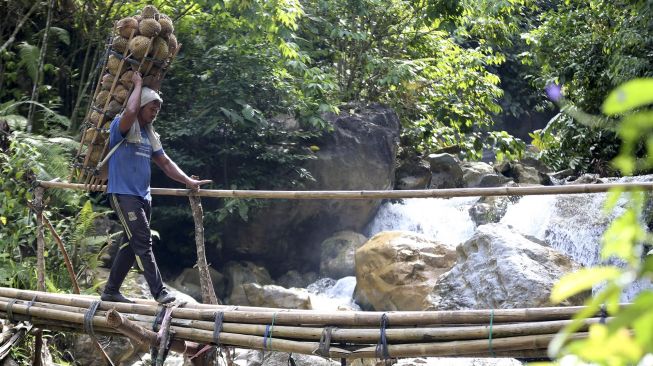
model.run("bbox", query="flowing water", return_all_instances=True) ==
[365,177,653,301]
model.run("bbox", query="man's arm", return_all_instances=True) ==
[118,72,143,135]
[152,153,212,190]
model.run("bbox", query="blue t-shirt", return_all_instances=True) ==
[107,117,164,200]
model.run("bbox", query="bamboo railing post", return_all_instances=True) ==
[188,189,219,305]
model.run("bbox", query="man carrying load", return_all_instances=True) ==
[101,71,211,304]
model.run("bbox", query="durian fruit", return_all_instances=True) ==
[89,148,103,163]
[116,17,138,38]
[100,73,114,90]
[106,55,127,76]
[112,84,129,104]
[111,36,129,53]
[83,128,98,145]
[142,75,161,89]
[139,18,161,37]
[167,34,178,55]
[128,36,151,60]
[147,65,162,78]
[94,90,110,107]
[158,14,174,37]
[141,5,158,19]
[119,70,134,89]
[106,100,122,118]
[89,111,102,126]
[150,37,169,61]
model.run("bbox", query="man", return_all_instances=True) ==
[101,72,210,304]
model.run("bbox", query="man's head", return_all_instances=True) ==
[138,87,163,124]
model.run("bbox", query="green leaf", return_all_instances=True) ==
[551,267,621,304]
[17,42,39,82]
[602,78,653,116]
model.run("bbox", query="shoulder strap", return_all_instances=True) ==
[95,139,124,172]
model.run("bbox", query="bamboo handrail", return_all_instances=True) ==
[35,180,653,199]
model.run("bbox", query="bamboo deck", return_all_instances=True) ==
[0,287,604,361]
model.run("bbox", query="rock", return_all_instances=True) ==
[225,261,273,305]
[468,196,515,226]
[430,223,587,310]
[478,174,513,187]
[566,173,605,184]
[240,283,312,309]
[221,104,400,276]
[171,266,226,301]
[354,231,458,311]
[461,161,496,188]
[233,350,339,366]
[276,270,319,289]
[427,153,464,189]
[494,161,552,185]
[320,231,368,278]
[396,158,431,190]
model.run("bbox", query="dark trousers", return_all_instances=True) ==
[106,194,163,297]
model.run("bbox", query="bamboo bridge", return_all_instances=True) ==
[2,180,646,364]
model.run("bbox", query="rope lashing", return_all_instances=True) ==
[6,299,17,323]
[375,313,390,360]
[316,326,335,357]
[83,300,101,340]
[213,311,224,346]
[150,305,166,362]
[488,308,496,357]
[262,312,277,357]
[599,304,608,324]
[152,305,166,332]
[25,295,37,321]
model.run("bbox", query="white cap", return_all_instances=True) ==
[140,87,163,107]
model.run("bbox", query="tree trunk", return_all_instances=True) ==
[26,0,55,133]
[32,186,46,366]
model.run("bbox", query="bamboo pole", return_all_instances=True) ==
[0,287,612,326]
[348,333,588,359]
[36,180,653,199]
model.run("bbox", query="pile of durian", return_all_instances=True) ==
[73,5,178,185]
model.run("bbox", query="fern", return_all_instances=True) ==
[17,42,39,82]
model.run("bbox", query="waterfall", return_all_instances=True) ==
[366,197,478,246]
[365,177,653,301]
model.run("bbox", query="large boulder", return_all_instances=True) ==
[427,153,464,189]
[461,161,496,188]
[320,230,368,278]
[239,283,312,309]
[171,266,227,301]
[354,231,458,311]
[221,104,400,276]
[395,157,431,190]
[225,261,274,305]
[430,223,586,310]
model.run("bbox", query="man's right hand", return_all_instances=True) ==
[131,71,143,86]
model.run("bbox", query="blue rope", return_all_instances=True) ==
[375,313,390,360]
[84,300,102,341]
